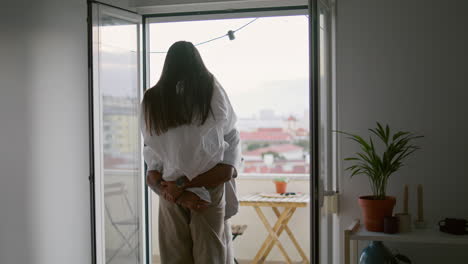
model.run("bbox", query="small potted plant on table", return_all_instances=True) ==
[339,122,422,232]
[273,177,289,194]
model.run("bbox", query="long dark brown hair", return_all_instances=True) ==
[143,41,214,135]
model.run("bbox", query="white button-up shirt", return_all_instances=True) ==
[142,79,241,219]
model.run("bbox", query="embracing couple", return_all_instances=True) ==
[141,41,241,264]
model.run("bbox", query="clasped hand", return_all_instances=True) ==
[160,181,183,202]
[161,181,209,212]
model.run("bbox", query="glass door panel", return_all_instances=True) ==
[91,4,144,264]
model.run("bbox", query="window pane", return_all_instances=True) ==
[98,12,142,264]
[149,16,309,177]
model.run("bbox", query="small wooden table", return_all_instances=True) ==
[239,193,310,264]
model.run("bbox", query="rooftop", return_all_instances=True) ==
[243,144,303,156]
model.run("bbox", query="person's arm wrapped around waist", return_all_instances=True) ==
[144,146,164,195]
[146,170,163,195]
[181,128,241,189]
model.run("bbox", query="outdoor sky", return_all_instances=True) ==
[99,14,310,119]
[149,15,310,118]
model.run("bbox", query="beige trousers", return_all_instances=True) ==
[158,184,234,264]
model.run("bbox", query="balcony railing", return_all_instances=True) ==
[104,169,310,180]
[237,172,309,180]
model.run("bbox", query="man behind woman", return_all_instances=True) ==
[142,41,241,264]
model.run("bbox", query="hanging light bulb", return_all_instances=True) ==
[227,30,235,40]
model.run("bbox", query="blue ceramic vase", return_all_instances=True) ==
[359,241,397,264]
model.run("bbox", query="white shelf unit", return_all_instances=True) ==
[344,219,468,264]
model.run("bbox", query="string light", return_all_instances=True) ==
[227,30,235,40]
[150,18,259,54]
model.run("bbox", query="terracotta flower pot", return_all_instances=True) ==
[274,181,287,194]
[358,196,396,232]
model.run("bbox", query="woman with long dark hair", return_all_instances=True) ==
[142,41,241,264]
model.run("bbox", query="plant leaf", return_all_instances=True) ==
[339,124,422,198]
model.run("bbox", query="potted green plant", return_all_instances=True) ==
[273,177,289,194]
[339,123,422,232]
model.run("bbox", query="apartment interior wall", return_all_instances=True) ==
[336,0,468,263]
[0,0,92,263]
[1,3,34,263]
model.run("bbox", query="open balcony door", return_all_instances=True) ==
[89,3,146,264]
[310,0,338,263]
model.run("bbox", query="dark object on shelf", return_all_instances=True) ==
[360,241,395,264]
[384,216,399,234]
[439,218,468,235]
[394,254,412,264]
[359,241,412,264]
[282,192,296,196]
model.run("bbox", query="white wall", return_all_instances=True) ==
[337,0,468,263]
[0,0,90,263]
